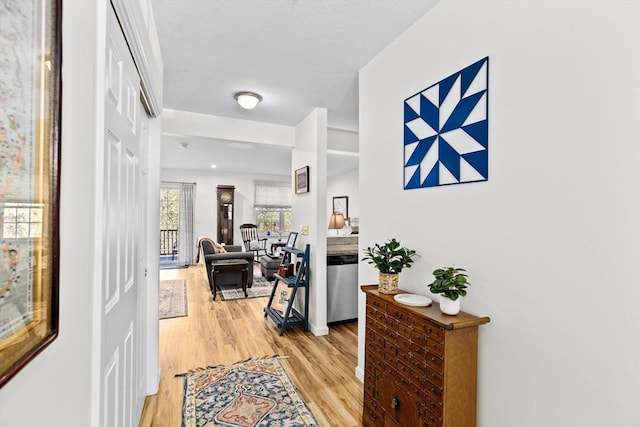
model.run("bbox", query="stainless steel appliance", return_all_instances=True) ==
[327,253,359,323]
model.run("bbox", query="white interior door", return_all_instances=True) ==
[137,110,149,401]
[101,7,146,427]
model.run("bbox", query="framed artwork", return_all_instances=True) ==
[0,0,61,388]
[294,166,309,194]
[273,282,293,315]
[285,231,298,249]
[332,196,348,219]
[403,57,489,189]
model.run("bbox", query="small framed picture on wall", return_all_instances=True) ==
[332,196,348,219]
[294,166,309,194]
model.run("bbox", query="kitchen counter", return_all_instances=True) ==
[327,235,358,255]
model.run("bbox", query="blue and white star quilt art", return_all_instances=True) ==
[404,57,489,189]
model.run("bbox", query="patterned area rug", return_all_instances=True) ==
[178,357,318,427]
[220,264,275,300]
[159,279,188,319]
[220,274,274,301]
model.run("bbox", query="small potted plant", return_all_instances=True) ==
[362,238,417,294]
[428,266,470,315]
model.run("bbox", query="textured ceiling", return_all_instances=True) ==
[152,0,439,174]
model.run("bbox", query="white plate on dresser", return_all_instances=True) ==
[393,293,432,307]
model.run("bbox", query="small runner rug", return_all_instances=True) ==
[159,279,188,319]
[177,356,318,427]
[220,274,274,301]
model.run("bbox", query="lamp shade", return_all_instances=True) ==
[235,91,262,109]
[328,213,345,230]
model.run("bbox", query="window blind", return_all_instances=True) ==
[254,180,291,208]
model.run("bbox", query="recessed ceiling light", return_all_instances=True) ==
[234,91,262,109]
[210,164,217,169]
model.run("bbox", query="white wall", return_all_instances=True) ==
[358,1,640,426]
[0,1,163,425]
[327,128,358,153]
[327,169,359,222]
[292,108,329,336]
[0,2,101,425]
[160,168,290,247]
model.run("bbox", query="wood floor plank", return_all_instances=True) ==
[139,264,363,427]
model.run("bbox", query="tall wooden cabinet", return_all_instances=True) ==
[216,185,235,245]
[361,285,490,427]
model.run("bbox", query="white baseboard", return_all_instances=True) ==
[355,365,364,382]
[309,321,329,336]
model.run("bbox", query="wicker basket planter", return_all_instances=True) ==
[378,272,399,295]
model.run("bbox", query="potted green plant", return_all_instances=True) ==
[427,266,470,315]
[362,238,417,294]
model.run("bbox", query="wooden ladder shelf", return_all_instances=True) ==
[264,244,310,336]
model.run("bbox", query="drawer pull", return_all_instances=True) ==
[391,395,400,410]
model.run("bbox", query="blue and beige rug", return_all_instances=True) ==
[219,266,275,301]
[178,356,318,427]
[219,275,274,301]
[159,279,188,319]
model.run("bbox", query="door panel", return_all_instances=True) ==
[101,7,146,427]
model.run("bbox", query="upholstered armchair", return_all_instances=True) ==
[198,238,254,292]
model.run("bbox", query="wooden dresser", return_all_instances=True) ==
[361,285,490,427]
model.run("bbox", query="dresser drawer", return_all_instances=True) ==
[397,334,412,353]
[364,368,379,399]
[407,352,427,371]
[384,342,398,359]
[363,392,384,426]
[365,327,385,349]
[418,403,443,427]
[411,341,429,358]
[413,321,445,342]
[425,378,443,401]
[396,359,412,384]
[425,350,444,373]
[367,294,387,311]
[366,314,385,334]
[397,348,412,368]
[396,321,412,341]
[365,344,384,368]
[366,304,387,324]
[424,363,444,389]
[386,304,411,324]
[424,395,443,419]
[410,329,428,347]
[426,337,444,355]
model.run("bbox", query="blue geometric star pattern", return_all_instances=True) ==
[404,57,489,189]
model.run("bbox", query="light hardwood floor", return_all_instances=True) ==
[139,263,363,426]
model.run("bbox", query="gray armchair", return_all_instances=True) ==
[200,240,254,293]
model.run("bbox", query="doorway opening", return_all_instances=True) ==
[159,185,181,269]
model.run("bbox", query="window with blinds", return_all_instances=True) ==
[254,181,292,235]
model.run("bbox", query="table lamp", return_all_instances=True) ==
[328,213,345,236]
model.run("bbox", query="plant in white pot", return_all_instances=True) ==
[362,238,417,294]
[428,266,470,315]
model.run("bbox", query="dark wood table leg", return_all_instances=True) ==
[241,266,248,298]
[212,270,218,300]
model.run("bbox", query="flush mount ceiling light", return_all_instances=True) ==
[234,91,262,109]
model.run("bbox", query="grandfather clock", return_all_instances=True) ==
[216,185,235,245]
